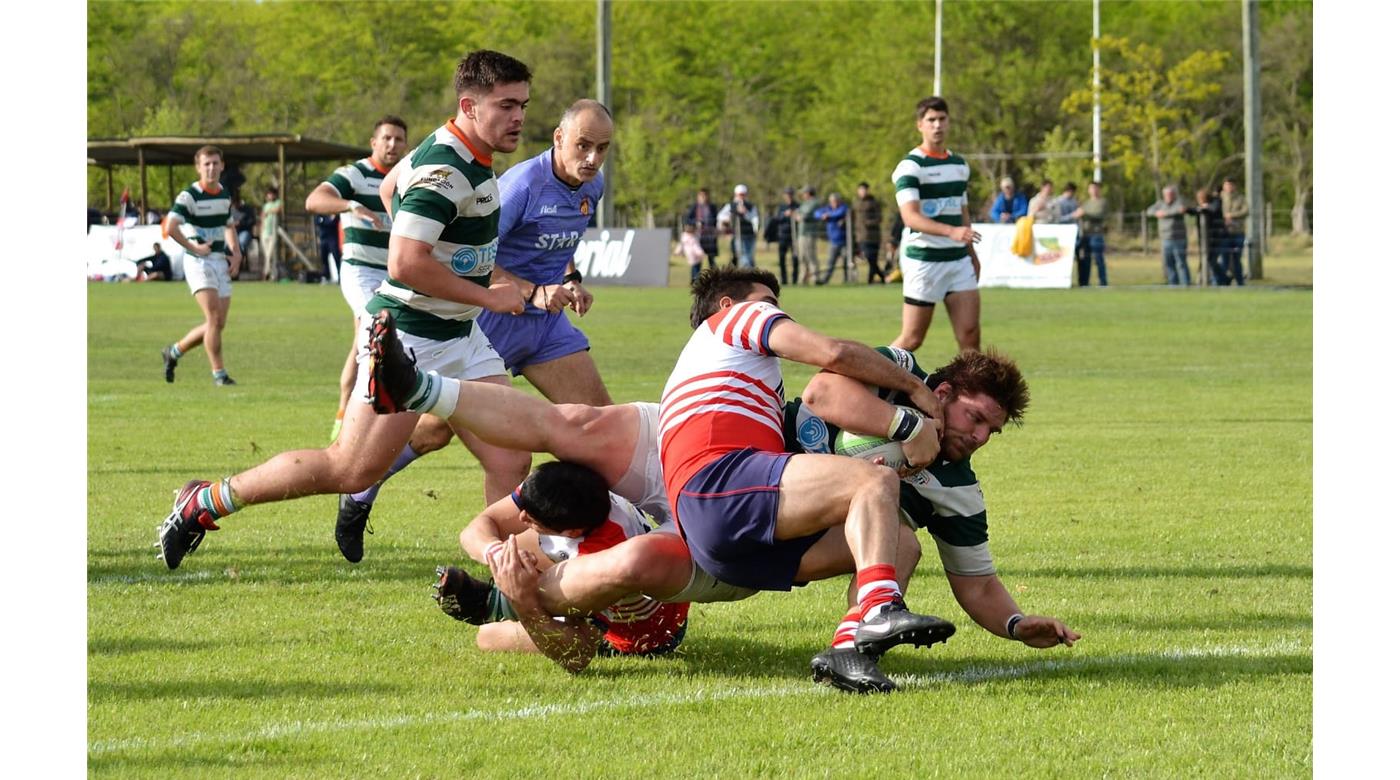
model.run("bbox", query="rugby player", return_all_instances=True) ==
[161,145,244,386]
[155,50,535,569]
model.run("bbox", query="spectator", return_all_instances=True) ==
[1050,182,1079,223]
[1028,180,1056,222]
[231,195,256,260]
[884,208,904,282]
[87,207,102,232]
[1147,185,1190,285]
[136,242,173,281]
[314,211,341,281]
[1187,187,1229,285]
[795,185,822,285]
[674,222,707,281]
[765,186,799,285]
[1219,176,1248,285]
[683,188,719,270]
[260,185,283,279]
[813,191,850,285]
[717,184,760,267]
[989,176,1028,223]
[1072,181,1109,286]
[852,182,885,284]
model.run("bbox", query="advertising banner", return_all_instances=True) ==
[970,222,1077,289]
[571,228,671,287]
[87,224,190,280]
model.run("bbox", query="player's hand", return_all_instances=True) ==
[949,226,981,244]
[899,416,941,471]
[351,204,383,230]
[486,534,542,609]
[565,282,593,316]
[486,282,526,315]
[228,254,243,278]
[190,243,213,258]
[1014,616,1080,648]
[905,383,946,435]
[535,283,577,315]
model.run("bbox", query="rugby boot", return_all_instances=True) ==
[334,495,374,563]
[213,374,237,386]
[161,346,178,383]
[853,599,956,658]
[365,310,418,414]
[155,480,221,570]
[810,647,897,694]
[432,565,493,625]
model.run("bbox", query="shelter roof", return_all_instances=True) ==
[88,134,367,166]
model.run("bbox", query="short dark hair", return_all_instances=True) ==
[266,185,279,197]
[689,266,781,329]
[927,348,1030,426]
[372,115,407,135]
[515,461,611,534]
[193,145,223,163]
[916,96,949,119]
[454,50,532,96]
[1064,182,1077,192]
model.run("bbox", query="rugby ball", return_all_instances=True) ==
[833,430,907,472]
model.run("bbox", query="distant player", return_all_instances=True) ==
[304,114,456,561]
[156,50,535,569]
[477,99,614,406]
[161,145,243,386]
[891,96,982,354]
[436,461,688,672]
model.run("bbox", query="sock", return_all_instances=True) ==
[169,343,183,360]
[830,607,862,649]
[350,444,422,505]
[330,409,345,442]
[403,370,459,417]
[213,369,229,381]
[194,478,241,527]
[856,564,902,622]
[486,583,519,623]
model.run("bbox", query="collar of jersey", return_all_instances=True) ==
[918,146,950,160]
[443,121,493,167]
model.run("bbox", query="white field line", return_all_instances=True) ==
[88,639,1308,756]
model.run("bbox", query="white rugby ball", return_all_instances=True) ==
[833,430,907,471]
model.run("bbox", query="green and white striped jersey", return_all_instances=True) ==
[167,182,234,260]
[891,147,971,263]
[367,122,501,341]
[324,158,392,269]
[780,345,995,577]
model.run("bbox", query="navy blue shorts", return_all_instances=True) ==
[675,448,823,591]
[477,310,591,376]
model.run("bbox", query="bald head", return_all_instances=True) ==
[553,100,613,187]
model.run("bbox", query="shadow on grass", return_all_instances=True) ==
[89,678,397,704]
[1004,563,1312,580]
[88,636,225,657]
[89,747,318,775]
[1094,612,1313,633]
[88,544,467,587]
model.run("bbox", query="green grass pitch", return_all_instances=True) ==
[88,273,1310,777]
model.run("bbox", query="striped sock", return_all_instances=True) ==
[856,564,902,622]
[212,369,229,381]
[169,343,183,360]
[830,607,863,649]
[194,478,240,527]
[486,583,519,623]
[351,444,421,505]
[402,369,441,413]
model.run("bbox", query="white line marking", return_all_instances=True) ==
[88,640,1308,755]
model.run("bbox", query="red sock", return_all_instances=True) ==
[830,607,862,649]
[856,564,901,621]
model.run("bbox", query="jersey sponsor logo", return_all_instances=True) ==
[580,198,591,216]
[573,229,635,279]
[450,241,497,275]
[418,167,455,192]
[797,416,830,452]
[920,196,962,217]
[475,194,494,205]
[534,231,583,251]
[538,204,558,215]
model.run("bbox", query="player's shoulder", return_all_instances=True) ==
[876,345,925,378]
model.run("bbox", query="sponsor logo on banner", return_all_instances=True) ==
[570,228,670,286]
[574,229,636,279]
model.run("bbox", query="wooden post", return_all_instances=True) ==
[137,146,148,219]
[105,167,113,212]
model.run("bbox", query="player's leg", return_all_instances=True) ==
[892,254,939,351]
[476,622,543,653]
[452,374,532,503]
[206,292,234,383]
[892,302,935,352]
[333,337,358,439]
[793,521,923,594]
[943,289,981,353]
[521,352,612,406]
[534,531,696,615]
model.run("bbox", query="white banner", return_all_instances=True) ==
[87,224,192,280]
[971,222,1077,289]
[571,228,671,287]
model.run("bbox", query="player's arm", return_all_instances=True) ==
[379,162,404,214]
[489,534,603,673]
[306,181,383,229]
[963,203,980,279]
[223,223,242,276]
[946,572,1079,648]
[461,494,532,565]
[899,199,980,245]
[562,262,592,316]
[768,319,944,435]
[801,371,941,470]
[388,235,524,315]
[165,220,209,258]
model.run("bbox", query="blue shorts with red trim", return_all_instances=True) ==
[675,448,823,591]
[477,310,591,376]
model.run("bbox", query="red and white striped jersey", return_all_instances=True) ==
[659,300,791,504]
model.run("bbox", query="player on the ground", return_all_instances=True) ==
[890,96,982,355]
[436,461,688,672]
[304,114,457,561]
[161,145,244,386]
[477,99,615,406]
[155,50,536,569]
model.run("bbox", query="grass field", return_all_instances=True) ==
[87,268,1311,777]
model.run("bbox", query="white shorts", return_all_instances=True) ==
[660,556,760,604]
[900,252,978,305]
[611,402,669,525]
[350,318,505,401]
[340,262,387,317]
[183,255,232,298]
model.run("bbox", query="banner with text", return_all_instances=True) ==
[970,222,1077,289]
[571,228,670,287]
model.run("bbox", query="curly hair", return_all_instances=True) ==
[929,348,1030,425]
[688,266,781,329]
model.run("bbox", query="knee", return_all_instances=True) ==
[856,464,901,505]
[327,445,393,493]
[411,417,455,453]
[478,446,532,482]
[898,331,925,351]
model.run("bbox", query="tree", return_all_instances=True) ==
[1260,11,1312,235]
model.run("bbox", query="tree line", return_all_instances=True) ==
[87,0,1311,234]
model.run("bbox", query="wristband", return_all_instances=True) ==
[888,408,924,442]
[484,541,504,563]
[562,270,583,285]
[1006,613,1025,640]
